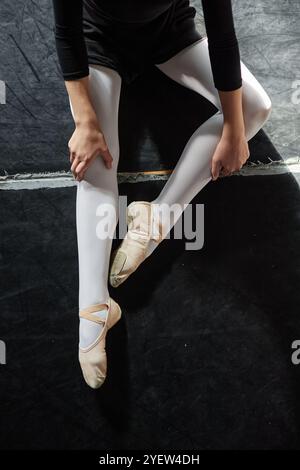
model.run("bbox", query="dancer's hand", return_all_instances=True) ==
[211,130,250,181]
[212,87,250,181]
[65,76,113,181]
[68,121,113,181]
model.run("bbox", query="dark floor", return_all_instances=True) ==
[0,169,299,450]
[0,0,299,452]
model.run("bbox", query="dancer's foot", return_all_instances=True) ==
[78,297,122,389]
[109,201,164,288]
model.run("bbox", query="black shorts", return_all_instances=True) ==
[82,0,203,84]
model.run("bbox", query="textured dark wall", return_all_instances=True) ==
[2,0,296,177]
[0,1,217,177]
[0,0,70,174]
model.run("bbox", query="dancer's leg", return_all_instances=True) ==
[146,37,272,255]
[69,65,122,348]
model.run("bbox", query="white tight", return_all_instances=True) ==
[70,37,272,347]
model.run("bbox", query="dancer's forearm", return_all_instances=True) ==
[218,87,246,137]
[65,77,113,179]
[65,77,98,127]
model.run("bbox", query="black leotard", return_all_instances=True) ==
[52,0,242,91]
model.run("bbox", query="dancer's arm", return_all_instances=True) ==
[52,0,113,180]
[66,78,113,180]
[52,0,89,80]
[202,0,249,179]
[212,88,250,180]
[201,0,242,92]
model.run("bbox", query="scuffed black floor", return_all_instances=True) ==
[0,170,300,450]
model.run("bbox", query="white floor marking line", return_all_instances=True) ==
[0,157,299,190]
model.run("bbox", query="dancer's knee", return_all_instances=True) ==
[83,146,119,186]
[243,85,272,139]
[253,90,272,126]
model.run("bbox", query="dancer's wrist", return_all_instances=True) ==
[75,114,99,129]
[222,120,246,140]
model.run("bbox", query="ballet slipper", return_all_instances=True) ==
[79,297,122,389]
[109,201,163,288]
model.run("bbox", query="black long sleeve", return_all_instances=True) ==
[201,0,242,91]
[52,0,242,90]
[52,0,89,80]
